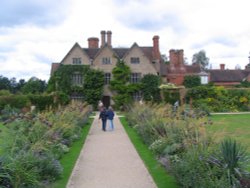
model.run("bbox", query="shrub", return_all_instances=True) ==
[0,95,30,111]
[183,75,201,88]
[171,146,232,188]
[209,138,250,187]
[0,101,92,187]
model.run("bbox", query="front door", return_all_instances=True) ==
[102,96,110,108]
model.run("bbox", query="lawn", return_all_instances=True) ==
[120,117,177,188]
[208,114,250,152]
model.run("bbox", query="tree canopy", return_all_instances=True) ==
[192,50,209,69]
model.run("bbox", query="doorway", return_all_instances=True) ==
[102,96,110,108]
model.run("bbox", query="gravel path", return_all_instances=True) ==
[67,113,157,188]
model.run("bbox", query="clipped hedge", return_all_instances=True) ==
[0,95,30,110]
[0,92,70,111]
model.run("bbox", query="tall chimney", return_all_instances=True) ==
[88,37,99,49]
[107,31,112,47]
[220,64,225,70]
[152,35,160,60]
[169,49,184,66]
[101,30,106,47]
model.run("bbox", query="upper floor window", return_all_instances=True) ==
[200,75,208,84]
[73,58,82,65]
[130,73,141,83]
[102,57,111,65]
[104,73,111,85]
[72,73,83,85]
[130,57,140,64]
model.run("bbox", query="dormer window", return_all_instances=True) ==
[102,57,111,64]
[131,57,140,64]
[73,58,82,65]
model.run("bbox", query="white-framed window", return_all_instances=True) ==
[72,73,83,85]
[132,91,142,101]
[200,75,208,84]
[130,57,140,64]
[104,73,111,85]
[130,73,141,83]
[72,58,82,65]
[102,57,111,64]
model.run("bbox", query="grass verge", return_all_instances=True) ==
[120,117,178,188]
[208,114,250,152]
[51,117,93,188]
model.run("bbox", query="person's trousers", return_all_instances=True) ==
[108,119,114,130]
[102,119,107,131]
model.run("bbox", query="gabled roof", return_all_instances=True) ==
[83,48,99,59]
[60,42,89,63]
[208,70,250,82]
[91,44,120,59]
[113,48,129,59]
[141,47,154,61]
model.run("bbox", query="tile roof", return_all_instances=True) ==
[185,65,202,73]
[208,70,250,82]
[83,48,99,59]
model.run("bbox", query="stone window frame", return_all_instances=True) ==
[130,57,140,64]
[71,72,83,86]
[130,72,141,83]
[102,57,111,65]
[72,57,82,65]
[104,72,111,85]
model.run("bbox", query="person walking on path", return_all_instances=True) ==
[107,106,115,131]
[99,107,107,131]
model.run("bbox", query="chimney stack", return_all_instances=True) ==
[169,49,184,65]
[107,31,112,47]
[101,30,106,47]
[220,64,225,70]
[152,35,160,60]
[88,37,99,49]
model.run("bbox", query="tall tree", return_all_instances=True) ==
[192,50,209,69]
[21,77,47,94]
[0,75,11,90]
[110,59,133,109]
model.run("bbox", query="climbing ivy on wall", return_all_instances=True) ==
[47,65,104,107]
[141,74,161,102]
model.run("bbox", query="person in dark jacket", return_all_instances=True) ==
[107,106,115,131]
[99,107,107,131]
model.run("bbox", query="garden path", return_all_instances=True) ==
[67,112,157,188]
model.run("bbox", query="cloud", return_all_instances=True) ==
[0,0,250,81]
[113,0,185,32]
[0,0,70,27]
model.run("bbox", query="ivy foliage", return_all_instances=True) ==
[47,65,104,107]
[183,75,201,88]
[110,59,140,109]
[141,74,161,102]
[83,69,104,107]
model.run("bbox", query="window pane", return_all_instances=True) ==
[102,57,111,64]
[72,73,83,85]
[73,58,82,65]
[104,73,111,85]
[130,73,141,83]
[130,57,140,64]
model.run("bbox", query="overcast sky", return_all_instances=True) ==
[0,0,250,81]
